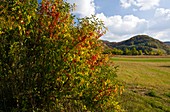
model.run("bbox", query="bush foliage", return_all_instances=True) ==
[0,0,123,111]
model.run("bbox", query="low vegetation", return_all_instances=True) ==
[112,56,170,111]
[103,47,164,55]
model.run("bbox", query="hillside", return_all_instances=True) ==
[103,35,170,55]
[164,42,170,46]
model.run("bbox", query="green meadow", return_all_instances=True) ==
[111,56,170,112]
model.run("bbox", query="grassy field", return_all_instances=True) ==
[111,56,170,112]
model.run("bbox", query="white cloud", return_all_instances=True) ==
[154,8,170,19]
[96,13,148,41]
[66,0,95,17]
[100,32,136,42]
[120,0,160,11]
[120,0,133,8]
[149,29,170,42]
[146,8,170,41]
[149,8,170,31]
[133,8,138,11]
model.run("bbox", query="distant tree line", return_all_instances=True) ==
[103,47,164,55]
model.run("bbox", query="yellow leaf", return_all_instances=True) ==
[77,56,80,61]
[27,15,31,24]
[18,26,21,31]
[80,79,84,85]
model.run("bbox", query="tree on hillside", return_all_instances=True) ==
[124,48,132,55]
[139,50,143,55]
[112,48,123,55]
[144,50,149,55]
[0,0,123,111]
[156,49,164,55]
[131,47,139,55]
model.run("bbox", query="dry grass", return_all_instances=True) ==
[111,56,170,112]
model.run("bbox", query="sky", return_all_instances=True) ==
[66,0,170,42]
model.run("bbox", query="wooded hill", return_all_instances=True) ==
[102,35,170,55]
[164,42,170,46]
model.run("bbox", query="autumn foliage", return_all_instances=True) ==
[0,0,123,111]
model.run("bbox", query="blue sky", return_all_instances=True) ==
[66,0,170,42]
[38,0,170,42]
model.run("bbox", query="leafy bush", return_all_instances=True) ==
[0,0,123,111]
